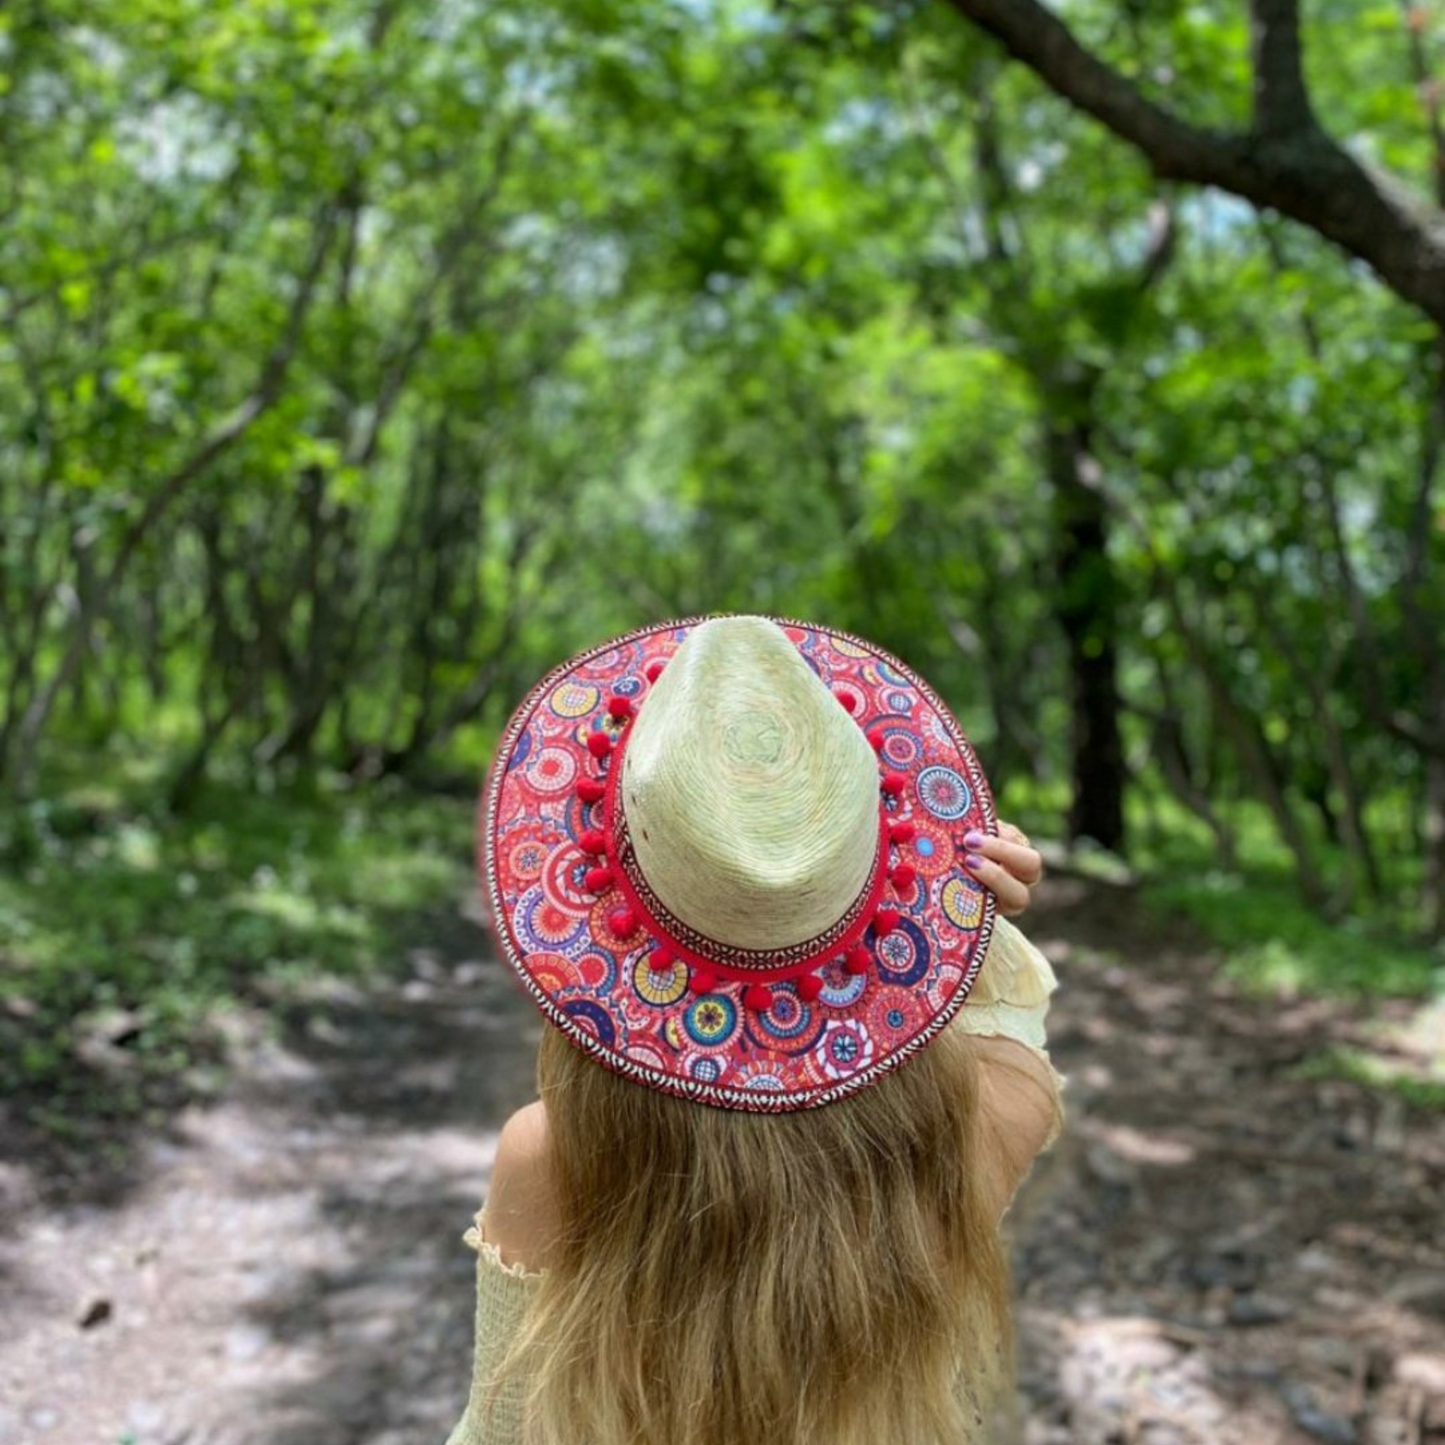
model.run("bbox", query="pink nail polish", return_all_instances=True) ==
[965,853,984,870]
[964,830,985,849]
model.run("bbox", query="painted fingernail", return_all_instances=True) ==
[964,853,984,870]
[964,830,985,849]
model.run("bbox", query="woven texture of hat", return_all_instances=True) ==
[622,617,878,951]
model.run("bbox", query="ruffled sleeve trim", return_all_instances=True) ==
[953,914,1060,1053]
[462,1209,548,1283]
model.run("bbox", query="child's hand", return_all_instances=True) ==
[962,820,1042,917]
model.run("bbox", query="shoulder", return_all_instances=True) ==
[962,1033,1066,1220]
[483,1101,562,1272]
[498,1098,550,1163]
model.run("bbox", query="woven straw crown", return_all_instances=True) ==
[623,617,878,951]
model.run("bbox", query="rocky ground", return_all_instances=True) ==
[1,877,1442,1445]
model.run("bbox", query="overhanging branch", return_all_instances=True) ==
[938,0,1445,324]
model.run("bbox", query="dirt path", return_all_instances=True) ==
[1,881,1443,1445]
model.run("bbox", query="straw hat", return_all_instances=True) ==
[480,616,998,1112]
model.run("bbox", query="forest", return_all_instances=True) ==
[2,3,1444,1441]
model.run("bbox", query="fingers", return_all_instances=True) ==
[962,853,1031,916]
[962,821,1044,916]
[964,827,1043,887]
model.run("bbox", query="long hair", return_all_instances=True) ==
[482,1009,1033,1445]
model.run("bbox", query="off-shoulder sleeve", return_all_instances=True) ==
[954,916,1067,1156]
[954,915,1060,1056]
[444,1209,545,1445]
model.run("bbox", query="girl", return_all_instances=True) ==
[449,615,1065,1445]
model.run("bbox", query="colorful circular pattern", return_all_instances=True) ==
[907,819,955,879]
[916,765,973,821]
[941,875,986,930]
[574,951,617,992]
[562,998,616,1046]
[816,958,869,1009]
[744,986,826,1056]
[550,682,601,719]
[528,952,574,994]
[754,987,813,1041]
[505,829,553,884]
[866,984,925,1043]
[527,745,577,794]
[541,844,595,916]
[874,916,931,988]
[624,1037,669,1072]
[505,727,533,772]
[482,617,998,1113]
[632,953,690,1007]
[818,1020,875,1080]
[876,724,921,771]
[518,887,589,952]
[688,1054,724,1083]
[684,994,739,1048]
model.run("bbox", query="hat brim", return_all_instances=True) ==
[479,616,998,1113]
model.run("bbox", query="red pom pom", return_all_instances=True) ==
[833,687,858,714]
[586,731,613,759]
[867,728,887,753]
[881,771,907,797]
[743,983,773,1012]
[607,693,633,721]
[888,819,915,844]
[844,946,871,976]
[584,865,613,893]
[577,777,606,805]
[796,973,824,1002]
[689,967,717,995]
[874,907,901,936]
[578,829,608,856]
[645,659,667,683]
[890,864,916,890]
[608,906,638,938]
[651,945,675,969]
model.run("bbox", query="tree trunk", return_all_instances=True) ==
[1044,415,1126,851]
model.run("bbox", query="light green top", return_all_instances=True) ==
[445,915,1065,1445]
[444,1228,540,1445]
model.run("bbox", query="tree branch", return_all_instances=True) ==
[938,0,1235,178]
[1249,0,1314,135]
[938,0,1445,324]
[6,199,343,792]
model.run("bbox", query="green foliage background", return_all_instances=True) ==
[2,0,1443,1122]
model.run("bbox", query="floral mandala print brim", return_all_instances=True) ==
[480,617,998,1113]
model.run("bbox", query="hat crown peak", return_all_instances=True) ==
[622,617,879,951]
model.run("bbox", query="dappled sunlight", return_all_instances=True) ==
[1022,1309,1238,1442]
[2,1,1443,1438]
[1086,1120,1198,1167]
[1005,885,1445,1444]
[227,885,371,940]
[0,934,531,1445]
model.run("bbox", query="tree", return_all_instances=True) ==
[933,0,1445,931]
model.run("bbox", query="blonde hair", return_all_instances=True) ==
[486,1019,1025,1445]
